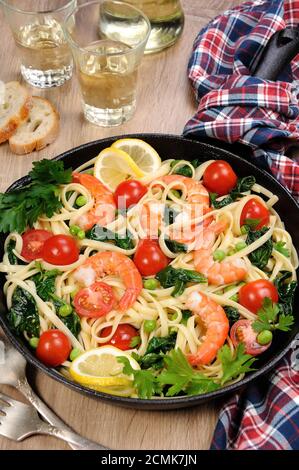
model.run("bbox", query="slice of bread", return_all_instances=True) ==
[0,81,31,144]
[9,96,60,155]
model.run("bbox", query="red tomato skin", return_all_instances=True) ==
[36,330,71,367]
[239,280,278,314]
[41,235,79,265]
[230,319,271,356]
[101,324,139,351]
[114,180,147,209]
[203,160,237,196]
[74,282,116,318]
[240,199,270,231]
[133,239,169,276]
[21,229,53,261]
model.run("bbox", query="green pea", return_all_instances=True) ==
[77,229,86,240]
[29,337,39,349]
[70,348,82,361]
[130,336,141,348]
[235,241,247,252]
[85,169,94,175]
[230,294,239,302]
[171,189,181,199]
[143,278,159,290]
[70,289,78,300]
[171,312,178,321]
[213,249,226,262]
[257,330,273,345]
[241,225,249,235]
[76,196,87,207]
[144,320,157,333]
[59,304,73,317]
[69,225,80,236]
[227,249,235,256]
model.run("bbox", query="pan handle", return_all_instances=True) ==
[252,27,299,80]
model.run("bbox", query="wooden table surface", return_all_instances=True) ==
[0,0,240,450]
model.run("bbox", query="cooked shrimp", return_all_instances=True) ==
[140,175,210,241]
[72,173,116,231]
[140,201,164,239]
[194,221,247,285]
[186,290,229,366]
[157,175,210,206]
[74,251,143,311]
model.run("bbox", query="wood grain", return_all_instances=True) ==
[0,0,240,450]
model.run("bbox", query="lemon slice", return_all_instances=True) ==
[94,147,145,191]
[111,138,161,175]
[70,346,140,397]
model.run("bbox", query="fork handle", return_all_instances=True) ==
[17,377,107,450]
[37,421,107,450]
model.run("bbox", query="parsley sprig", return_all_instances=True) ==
[218,344,256,385]
[0,160,72,233]
[118,345,257,399]
[252,298,294,333]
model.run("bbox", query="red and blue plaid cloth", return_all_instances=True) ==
[183,0,299,200]
[183,0,299,450]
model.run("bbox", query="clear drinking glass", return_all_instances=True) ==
[1,0,75,88]
[64,0,150,127]
[124,1,184,53]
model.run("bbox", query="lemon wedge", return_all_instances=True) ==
[111,138,161,175]
[70,346,140,397]
[94,147,145,191]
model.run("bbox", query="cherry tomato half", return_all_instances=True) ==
[101,324,139,351]
[230,319,271,356]
[239,280,278,314]
[41,235,79,265]
[240,199,270,231]
[21,229,53,262]
[134,239,169,276]
[203,160,237,196]
[74,282,116,318]
[36,330,71,367]
[114,180,147,209]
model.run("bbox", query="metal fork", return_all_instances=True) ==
[0,333,107,450]
[0,391,93,444]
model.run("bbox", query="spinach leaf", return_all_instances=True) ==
[164,206,179,226]
[246,227,273,270]
[32,269,59,302]
[50,294,81,338]
[136,332,177,370]
[156,266,206,297]
[164,239,187,253]
[6,239,18,265]
[274,271,297,316]
[224,306,240,327]
[181,309,192,325]
[172,159,201,178]
[210,176,256,209]
[7,287,40,337]
[86,225,134,250]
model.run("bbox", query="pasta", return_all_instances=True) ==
[0,149,297,399]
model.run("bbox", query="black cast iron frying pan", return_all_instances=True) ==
[0,133,298,410]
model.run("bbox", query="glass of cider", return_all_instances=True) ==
[64,1,150,127]
[1,0,75,88]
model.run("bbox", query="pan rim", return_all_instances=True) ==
[1,132,298,409]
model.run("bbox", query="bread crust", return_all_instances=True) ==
[9,96,60,155]
[0,82,31,144]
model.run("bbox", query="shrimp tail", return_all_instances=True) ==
[118,288,140,311]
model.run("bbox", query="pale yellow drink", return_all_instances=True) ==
[78,40,137,112]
